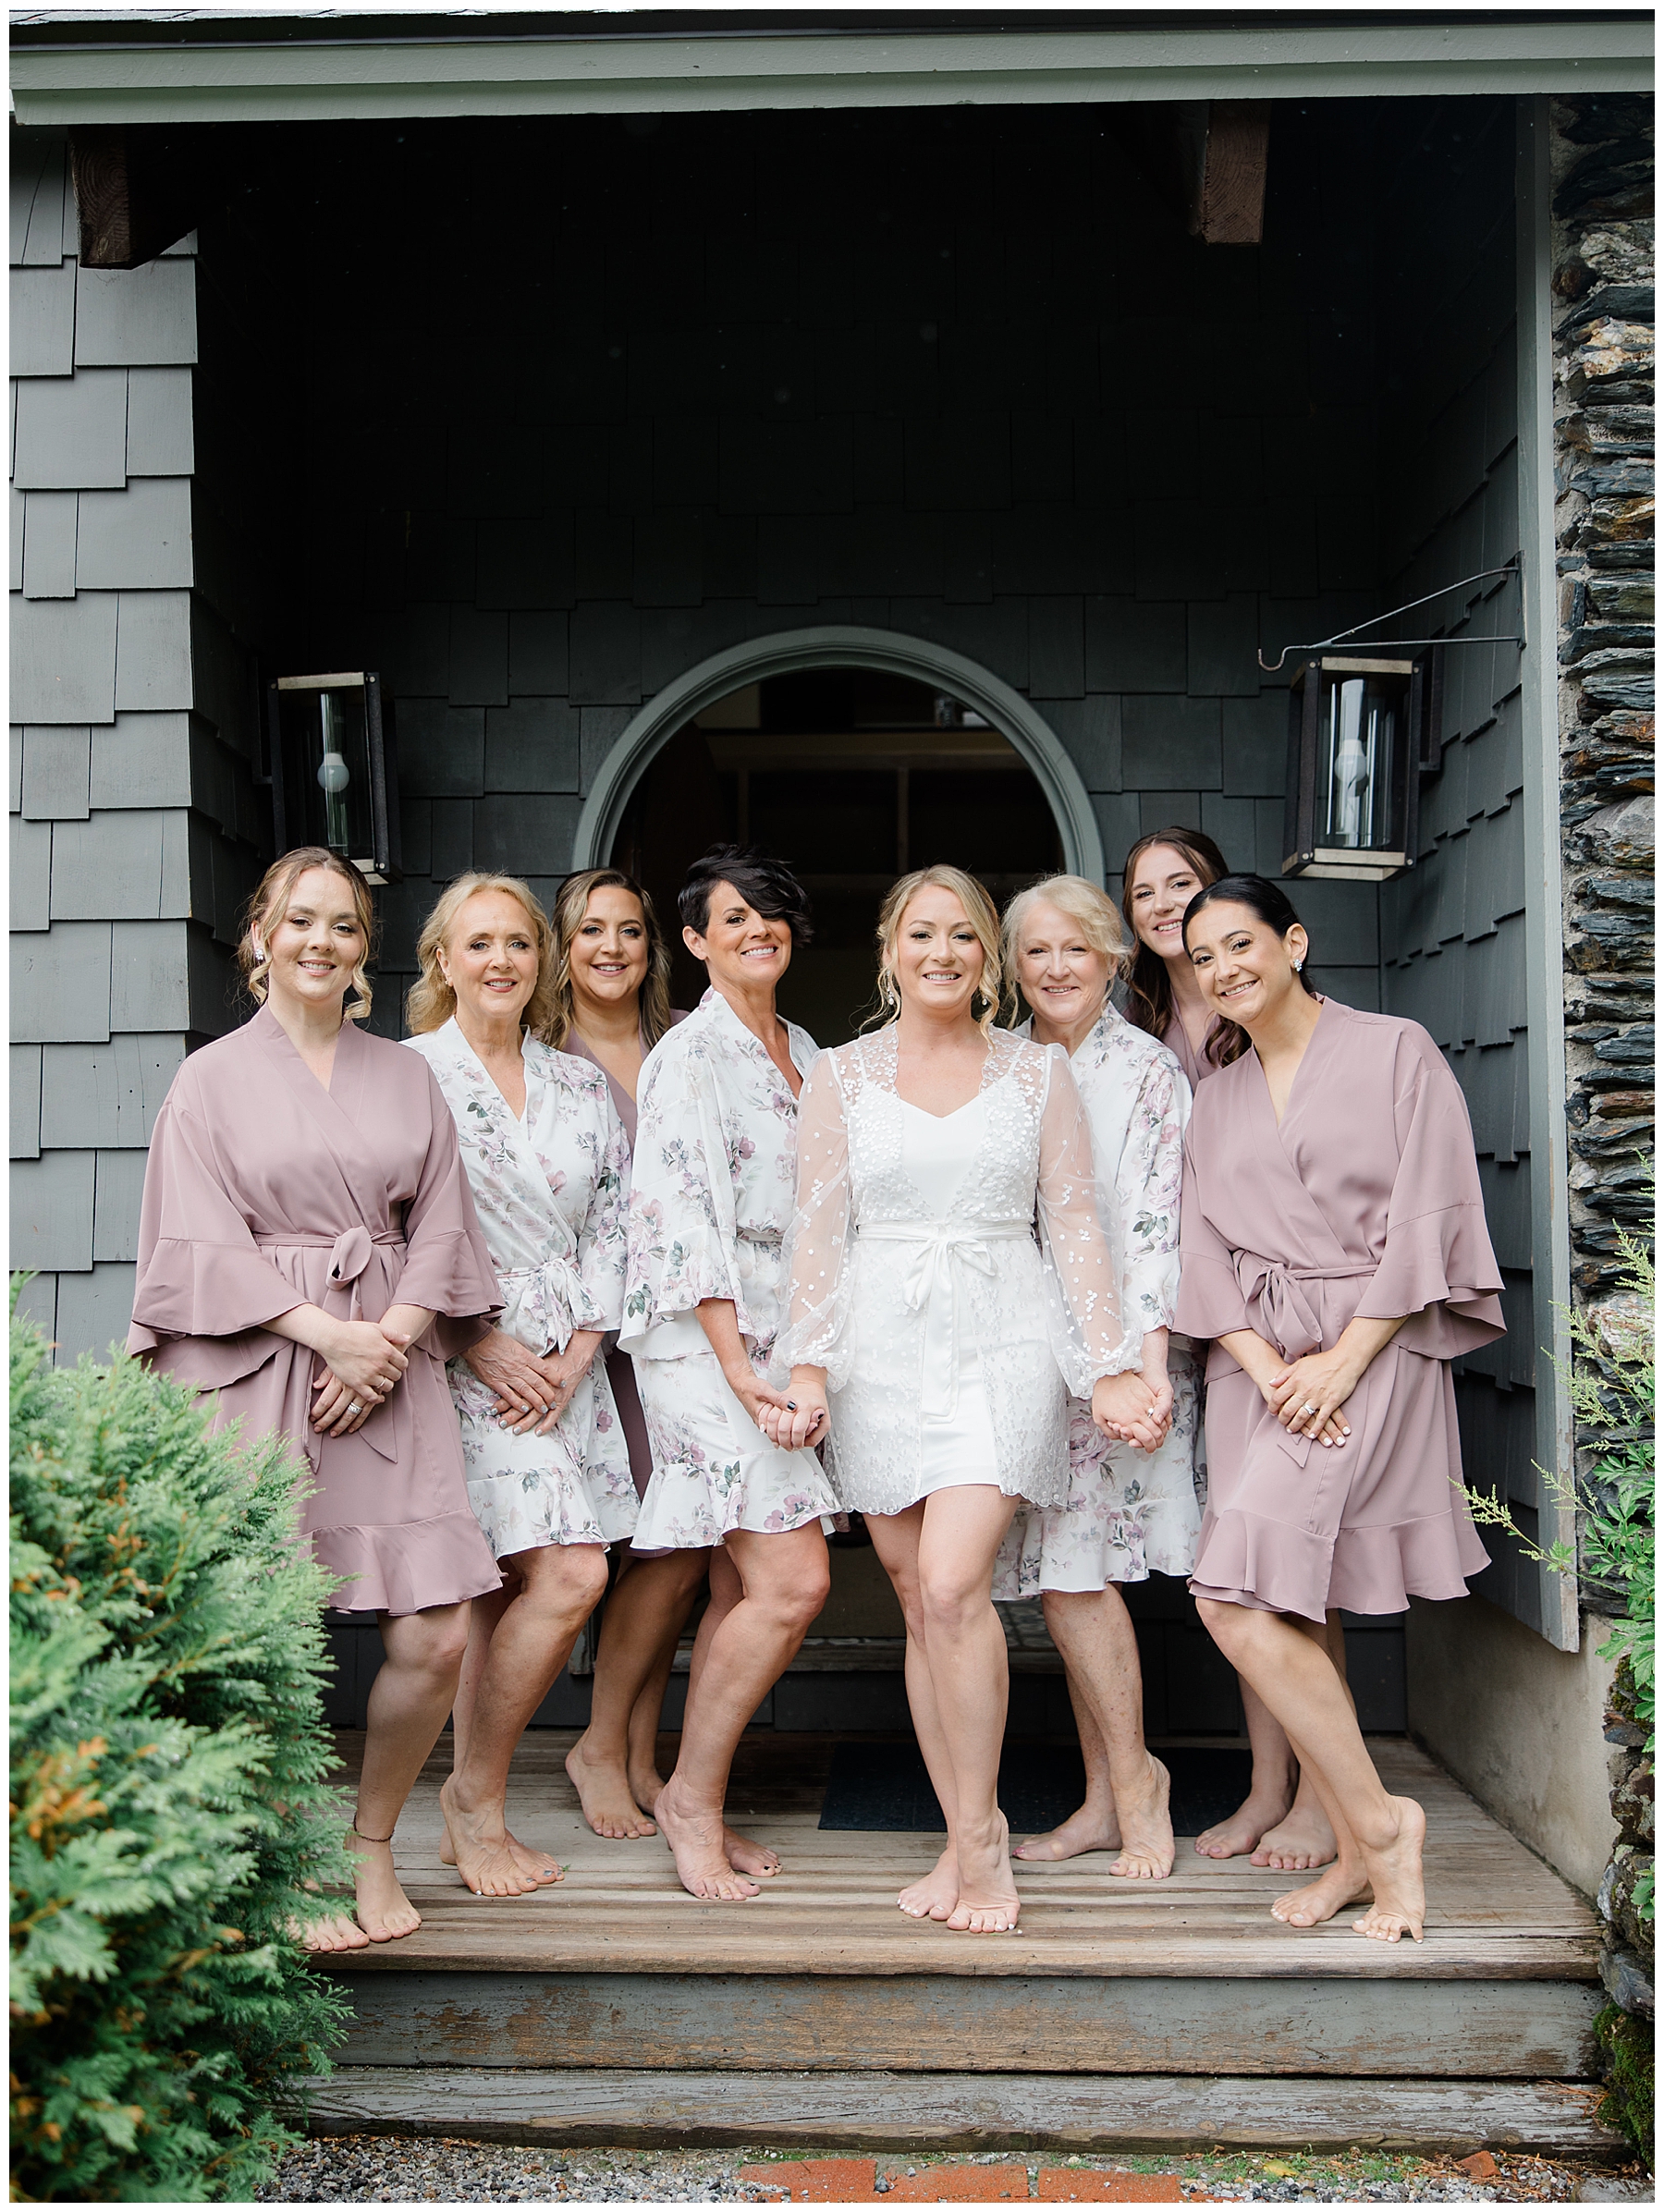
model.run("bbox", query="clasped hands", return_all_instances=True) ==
[311,1316,411,1436]
[465,1326,604,1436]
[1090,1366,1173,1452]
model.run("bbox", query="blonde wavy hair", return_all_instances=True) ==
[239,847,377,1022]
[872,865,1003,1039]
[1001,874,1127,1019]
[407,872,557,1037]
[545,868,673,1053]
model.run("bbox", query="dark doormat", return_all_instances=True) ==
[817,1740,1255,1837]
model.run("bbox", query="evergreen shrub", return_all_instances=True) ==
[10,1296,352,2202]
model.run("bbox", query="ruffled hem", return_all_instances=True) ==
[631,1453,841,1552]
[312,1509,503,1616]
[993,1497,1200,1599]
[463,1467,639,1559]
[1189,1504,1490,1624]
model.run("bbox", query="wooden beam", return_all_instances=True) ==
[1189,100,1271,244]
[69,127,195,270]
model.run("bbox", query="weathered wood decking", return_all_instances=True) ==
[318,1730,1602,2088]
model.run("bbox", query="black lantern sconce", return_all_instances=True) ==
[1281,651,1442,884]
[265,671,401,885]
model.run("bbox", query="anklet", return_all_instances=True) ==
[351,1819,395,1844]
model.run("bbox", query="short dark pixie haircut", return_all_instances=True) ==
[679,844,814,947]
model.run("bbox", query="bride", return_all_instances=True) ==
[762,865,1147,1932]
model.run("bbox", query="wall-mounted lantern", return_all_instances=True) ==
[265,671,401,885]
[1281,652,1441,883]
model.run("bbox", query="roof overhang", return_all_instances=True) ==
[9,9,1655,126]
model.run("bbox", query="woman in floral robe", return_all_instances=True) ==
[991,874,1193,1879]
[619,846,839,1902]
[405,872,632,1900]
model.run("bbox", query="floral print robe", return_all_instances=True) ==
[995,1001,1204,1595]
[405,1019,637,1557]
[621,987,840,1550]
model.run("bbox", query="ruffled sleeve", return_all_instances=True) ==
[392,1061,504,1360]
[573,1086,632,1335]
[1174,1127,1254,1342]
[1036,1049,1139,1391]
[772,1052,853,1387]
[1355,1031,1506,1358]
[1116,1052,1191,1337]
[622,1030,751,1342]
[128,1082,312,1355]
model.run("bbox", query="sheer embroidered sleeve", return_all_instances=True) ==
[1035,1048,1139,1388]
[772,1050,854,1386]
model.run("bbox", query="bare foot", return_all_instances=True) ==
[628,1758,668,1816]
[1193,1785,1293,1860]
[349,1834,423,1942]
[1013,1800,1121,1862]
[439,1776,542,1899]
[1252,1800,1338,1871]
[899,1845,960,1922]
[1353,1796,1426,1943]
[1107,1755,1174,1880]
[725,1827,781,1877]
[654,1778,760,1900]
[566,1736,658,1839]
[946,1814,1022,1934]
[1271,1855,1370,1928]
[293,1907,370,1953]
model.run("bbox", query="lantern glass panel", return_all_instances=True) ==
[276,683,374,863]
[1318,672,1405,855]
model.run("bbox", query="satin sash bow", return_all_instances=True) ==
[1232,1252,1378,1361]
[496,1251,593,1357]
[858,1217,1033,1420]
[254,1228,406,1464]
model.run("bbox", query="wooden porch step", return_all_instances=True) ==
[298,2067,1628,2160]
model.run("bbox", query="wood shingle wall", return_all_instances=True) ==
[9,136,263,1353]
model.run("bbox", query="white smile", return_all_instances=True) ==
[741,946,778,959]
[1219,979,1256,1000]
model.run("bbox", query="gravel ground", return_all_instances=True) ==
[257,2137,1653,2204]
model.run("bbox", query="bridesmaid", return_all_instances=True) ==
[620,845,840,1900]
[128,849,504,1952]
[1178,874,1502,1942]
[546,868,704,1843]
[992,874,1192,1881]
[405,872,635,1899]
[1123,826,1339,1873]
[766,865,1142,1934]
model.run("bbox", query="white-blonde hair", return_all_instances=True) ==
[871,864,1002,1039]
[1002,874,1126,1015]
[407,872,557,1036]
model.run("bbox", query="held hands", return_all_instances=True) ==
[311,1318,410,1436]
[727,1360,818,1446]
[1090,1368,1171,1452]
[1266,1347,1361,1448]
[756,1369,831,1452]
[465,1326,602,1436]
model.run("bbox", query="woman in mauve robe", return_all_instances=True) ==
[128,848,503,1951]
[1177,874,1503,1945]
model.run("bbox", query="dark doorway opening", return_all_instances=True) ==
[610,666,1065,1042]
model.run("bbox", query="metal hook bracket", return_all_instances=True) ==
[1257,556,1524,674]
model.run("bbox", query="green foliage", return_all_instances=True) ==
[10,1293,352,2201]
[1464,1214,1655,1784]
[1595,2002,1656,2167]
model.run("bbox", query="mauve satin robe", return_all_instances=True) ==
[127,1004,506,1617]
[1176,998,1503,1622]
[563,1012,688,1500]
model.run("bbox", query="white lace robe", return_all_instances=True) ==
[994,1004,1204,1594]
[621,987,841,1548]
[404,1020,637,1556]
[777,1027,1139,1516]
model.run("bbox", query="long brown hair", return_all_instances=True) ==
[408,872,558,1037]
[1183,874,1320,1069]
[1120,825,1230,1041]
[545,868,673,1052]
[239,848,377,1023]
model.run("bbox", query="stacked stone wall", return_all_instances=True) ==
[1548,90,1655,2062]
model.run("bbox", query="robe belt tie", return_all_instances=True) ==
[858,1218,1033,1421]
[496,1252,593,1357]
[1233,1253,1378,1362]
[252,1228,408,1467]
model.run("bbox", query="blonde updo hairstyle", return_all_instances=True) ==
[1001,874,1127,1020]
[239,846,378,1022]
[545,867,673,1053]
[407,871,557,1037]
[872,864,1003,1039]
